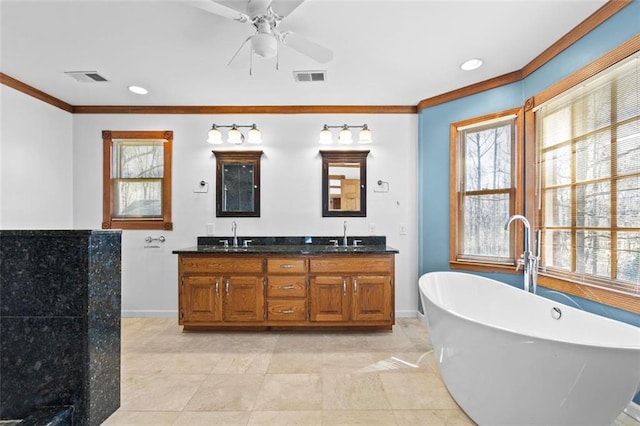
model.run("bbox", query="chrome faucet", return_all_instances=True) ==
[343,220,348,247]
[231,221,238,248]
[504,215,540,294]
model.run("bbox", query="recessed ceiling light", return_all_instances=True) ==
[128,85,148,95]
[460,58,483,71]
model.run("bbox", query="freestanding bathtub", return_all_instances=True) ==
[419,271,640,426]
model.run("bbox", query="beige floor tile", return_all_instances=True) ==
[393,409,475,425]
[253,374,322,411]
[121,352,219,375]
[183,374,264,411]
[380,372,459,410]
[211,352,272,374]
[322,409,398,425]
[247,410,322,425]
[267,352,325,373]
[322,351,374,373]
[101,410,180,425]
[119,373,206,411]
[322,373,391,410]
[172,411,251,425]
[114,319,640,426]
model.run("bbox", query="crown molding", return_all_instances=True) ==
[0,72,73,113]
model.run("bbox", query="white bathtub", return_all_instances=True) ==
[419,271,640,426]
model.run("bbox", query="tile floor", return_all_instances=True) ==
[104,318,639,426]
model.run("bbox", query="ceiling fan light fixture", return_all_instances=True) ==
[460,58,483,71]
[252,33,278,58]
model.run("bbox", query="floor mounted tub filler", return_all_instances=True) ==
[419,271,640,426]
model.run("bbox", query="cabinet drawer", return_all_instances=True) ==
[267,276,306,298]
[267,299,306,321]
[266,257,307,274]
[180,255,263,274]
[309,256,392,274]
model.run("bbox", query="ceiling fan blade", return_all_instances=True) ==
[189,0,251,23]
[228,36,252,69]
[270,0,305,18]
[281,31,333,63]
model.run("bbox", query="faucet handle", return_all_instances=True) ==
[242,240,252,248]
[353,239,362,247]
[219,239,229,248]
[329,239,339,247]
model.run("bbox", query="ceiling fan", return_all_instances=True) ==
[191,0,333,73]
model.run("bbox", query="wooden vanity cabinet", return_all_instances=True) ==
[177,252,394,330]
[309,256,393,325]
[265,257,308,323]
[178,255,264,326]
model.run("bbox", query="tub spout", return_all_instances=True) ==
[504,215,539,294]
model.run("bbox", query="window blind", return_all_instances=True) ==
[535,53,640,296]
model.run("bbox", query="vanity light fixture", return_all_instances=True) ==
[207,123,262,145]
[318,124,372,145]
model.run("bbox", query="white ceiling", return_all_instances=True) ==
[0,0,608,107]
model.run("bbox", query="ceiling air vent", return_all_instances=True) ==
[293,70,327,83]
[64,71,109,83]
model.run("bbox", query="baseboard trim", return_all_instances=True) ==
[122,310,177,318]
[395,310,418,318]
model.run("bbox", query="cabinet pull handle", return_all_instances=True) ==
[343,279,347,295]
[225,280,229,295]
[276,309,294,314]
[280,264,294,269]
[354,279,358,294]
[215,280,219,294]
[279,284,295,290]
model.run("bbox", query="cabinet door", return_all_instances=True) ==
[223,276,265,322]
[309,275,349,322]
[182,276,222,322]
[351,275,391,322]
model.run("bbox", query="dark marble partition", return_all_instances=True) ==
[0,230,121,425]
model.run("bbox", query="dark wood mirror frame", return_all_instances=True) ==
[320,150,369,217]
[213,150,263,217]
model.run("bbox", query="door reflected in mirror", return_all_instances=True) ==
[321,150,369,217]
[213,150,262,217]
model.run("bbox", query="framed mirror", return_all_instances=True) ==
[212,150,262,217]
[320,150,369,217]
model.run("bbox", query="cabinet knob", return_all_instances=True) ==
[279,284,295,290]
[280,264,294,269]
[276,309,294,314]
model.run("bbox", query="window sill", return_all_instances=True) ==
[102,220,173,231]
[537,274,640,316]
[449,260,518,275]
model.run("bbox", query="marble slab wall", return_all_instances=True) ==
[0,230,121,425]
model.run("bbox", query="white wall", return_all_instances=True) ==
[73,113,419,318]
[0,86,73,228]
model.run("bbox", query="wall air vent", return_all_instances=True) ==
[64,71,109,83]
[293,70,327,83]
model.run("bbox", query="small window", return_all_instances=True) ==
[450,108,524,271]
[102,130,173,230]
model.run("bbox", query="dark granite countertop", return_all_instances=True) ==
[172,236,399,255]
